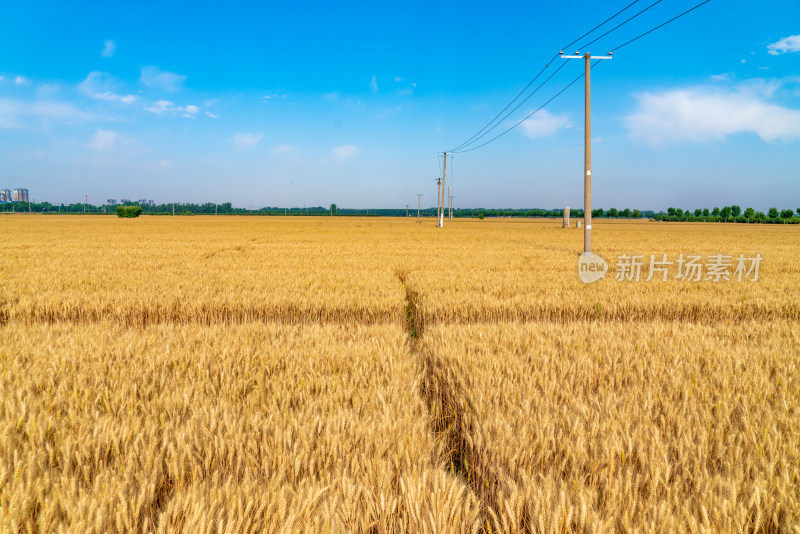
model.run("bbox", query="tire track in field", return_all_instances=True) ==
[397,270,494,529]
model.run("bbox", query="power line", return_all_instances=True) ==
[449,61,570,152]
[446,0,645,153]
[447,0,712,155]
[577,0,664,51]
[453,61,604,154]
[610,0,712,51]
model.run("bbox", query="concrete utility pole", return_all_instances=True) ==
[560,51,612,253]
[436,177,441,225]
[438,152,447,228]
[417,194,422,219]
[448,189,453,220]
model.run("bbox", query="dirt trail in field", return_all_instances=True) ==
[397,270,496,527]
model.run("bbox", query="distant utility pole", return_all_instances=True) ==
[450,194,454,220]
[172,203,175,216]
[438,152,447,227]
[560,50,612,253]
[215,203,218,215]
[436,177,441,225]
[417,194,422,219]
[448,188,452,220]
[406,204,409,217]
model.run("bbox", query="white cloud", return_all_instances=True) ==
[234,133,262,150]
[274,145,297,156]
[0,98,94,129]
[144,100,174,113]
[520,110,571,139]
[14,76,29,86]
[625,81,800,145]
[79,71,138,103]
[710,73,733,82]
[369,76,378,94]
[101,39,115,58]
[331,144,358,163]
[143,159,172,171]
[205,111,219,118]
[140,66,186,92]
[767,35,800,55]
[89,129,118,151]
[184,104,200,114]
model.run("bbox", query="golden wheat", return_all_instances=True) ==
[1,214,798,532]
[420,320,800,532]
[0,323,479,533]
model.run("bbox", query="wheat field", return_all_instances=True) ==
[1,214,798,532]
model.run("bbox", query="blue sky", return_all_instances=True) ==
[1,0,799,210]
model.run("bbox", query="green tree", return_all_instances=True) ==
[607,208,619,218]
[780,209,794,219]
[744,207,755,219]
[720,206,732,220]
[693,208,702,217]
[712,207,720,217]
[730,205,741,217]
[116,205,142,218]
[667,207,677,217]
[592,208,604,217]
[330,203,338,216]
[621,208,632,218]
[702,208,710,217]
[768,207,779,219]
[633,209,641,218]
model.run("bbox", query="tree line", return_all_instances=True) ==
[652,206,800,224]
[6,200,798,223]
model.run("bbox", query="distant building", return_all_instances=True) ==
[121,198,131,204]
[0,189,10,202]
[107,199,117,205]
[13,188,29,202]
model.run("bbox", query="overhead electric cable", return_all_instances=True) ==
[577,0,664,50]
[449,61,570,152]
[610,0,711,51]
[447,0,645,153]
[446,0,712,155]
[453,61,603,154]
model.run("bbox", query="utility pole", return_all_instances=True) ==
[436,177,441,225]
[438,152,447,227]
[172,203,175,216]
[417,194,422,219]
[448,188,452,220]
[215,203,218,215]
[406,204,409,217]
[560,50,612,253]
